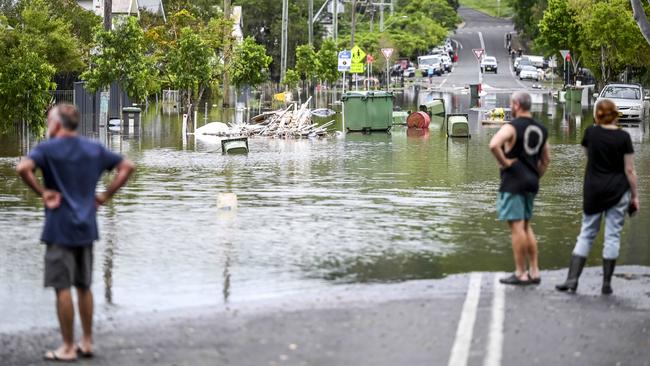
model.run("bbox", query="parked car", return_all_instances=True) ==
[513,57,522,69]
[417,55,443,76]
[481,56,498,73]
[597,83,646,121]
[403,66,416,78]
[516,58,532,75]
[519,65,540,81]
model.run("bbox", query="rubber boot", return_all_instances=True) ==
[602,259,616,295]
[555,255,587,292]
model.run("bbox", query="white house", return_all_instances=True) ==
[78,0,167,20]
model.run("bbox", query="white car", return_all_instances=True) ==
[519,65,539,81]
[481,56,498,73]
[597,84,646,121]
[418,55,443,76]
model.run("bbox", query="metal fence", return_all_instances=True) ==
[49,90,75,105]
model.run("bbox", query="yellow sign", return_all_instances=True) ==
[351,46,366,63]
[350,63,365,74]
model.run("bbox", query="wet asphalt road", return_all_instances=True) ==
[1,267,649,366]
[432,7,536,91]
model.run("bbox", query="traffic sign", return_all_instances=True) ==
[350,63,365,73]
[560,49,571,61]
[472,48,485,61]
[351,45,366,63]
[381,48,394,59]
[366,54,374,63]
[338,50,351,72]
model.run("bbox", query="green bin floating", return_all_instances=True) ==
[342,91,394,132]
[221,137,249,154]
[419,98,445,116]
[447,113,471,138]
[392,111,409,125]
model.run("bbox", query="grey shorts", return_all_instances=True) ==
[44,244,93,289]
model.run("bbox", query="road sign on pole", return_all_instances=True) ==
[338,50,351,72]
[381,48,394,60]
[472,48,485,61]
[560,50,570,61]
[350,45,366,74]
[381,48,393,92]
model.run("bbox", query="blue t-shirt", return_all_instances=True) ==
[28,136,123,246]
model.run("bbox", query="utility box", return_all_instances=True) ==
[342,91,393,132]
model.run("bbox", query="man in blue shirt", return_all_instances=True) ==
[16,104,135,362]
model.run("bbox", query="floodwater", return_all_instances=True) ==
[1,89,649,332]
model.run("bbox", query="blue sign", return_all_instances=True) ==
[338,50,351,72]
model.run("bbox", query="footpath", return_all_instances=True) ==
[1,266,649,366]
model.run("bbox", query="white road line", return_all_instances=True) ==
[484,274,506,366]
[447,273,482,366]
[478,31,485,50]
[439,78,448,88]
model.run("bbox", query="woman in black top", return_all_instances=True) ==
[556,99,639,294]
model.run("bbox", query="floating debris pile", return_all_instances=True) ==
[194,98,335,139]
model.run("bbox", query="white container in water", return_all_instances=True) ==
[217,193,238,211]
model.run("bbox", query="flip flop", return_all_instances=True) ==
[43,351,77,363]
[499,273,532,286]
[529,275,541,285]
[76,344,94,359]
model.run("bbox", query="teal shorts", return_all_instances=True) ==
[497,192,536,221]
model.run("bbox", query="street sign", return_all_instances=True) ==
[472,48,485,61]
[366,54,374,63]
[338,50,351,72]
[381,48,394,59]
[350,46,366,74]
[560,50,571,61]
[351,46,366,64]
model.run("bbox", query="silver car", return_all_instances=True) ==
[597,84,645,121]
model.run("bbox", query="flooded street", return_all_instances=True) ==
[1,90,649,332]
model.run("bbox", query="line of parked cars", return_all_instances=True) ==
[392,39,456,78]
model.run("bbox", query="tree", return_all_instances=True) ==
[282,69,300,91]
[295,44,318,81]
[509,0,547,42]
[536,0,583,77]
[167,26,216,119]
[315,38,339,86]
[82,17,157,103]
[0,42,56,132]
[230,36,272,90]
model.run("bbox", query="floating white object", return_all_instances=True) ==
[194,122,231,136]
[217,193,238,211]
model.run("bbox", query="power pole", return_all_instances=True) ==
[222,0,232,107]
[308,0,313,45]
[280,0,289,82]
[379,2,384,32]
[351,0,356,47]
[333,0,338,40]
[104,0,112,30]
[390,0,394,15]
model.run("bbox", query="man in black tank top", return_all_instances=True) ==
[489,92,550,285]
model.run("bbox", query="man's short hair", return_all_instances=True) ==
[55,104,80,131]
[511,91,532,112]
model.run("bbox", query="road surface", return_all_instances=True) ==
[431,7,537,92]
[2,267,649,366]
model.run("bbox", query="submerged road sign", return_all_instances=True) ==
[338,50,351,72]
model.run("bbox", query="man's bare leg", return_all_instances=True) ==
[509,220,529,280]
[77,287,94,354]
[525,221,540,279]
[45,288,77,360]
